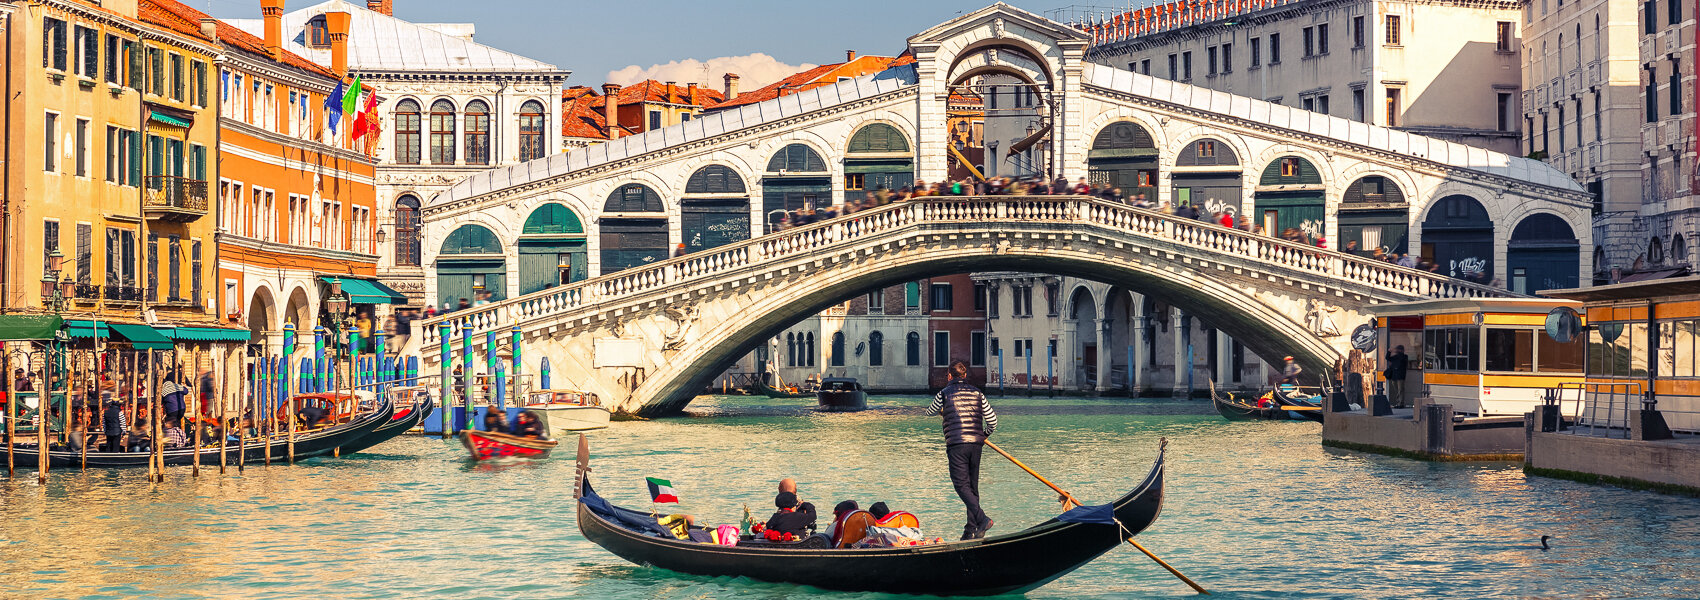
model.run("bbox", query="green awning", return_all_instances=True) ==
[149,111,192,128]
[0,315,64,340]
[159,326,253,342]
[108,323,174,350]
[322,276,407,304]
[65,320,112,339]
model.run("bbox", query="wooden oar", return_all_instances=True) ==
[1275,405,1321,411]
[983,439,1209,595]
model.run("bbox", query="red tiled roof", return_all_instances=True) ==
[713,54,913,111]
[611,80,725,108]
[140,0,337,80]
[560,87,638,140]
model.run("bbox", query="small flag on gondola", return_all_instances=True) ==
[646,477,679,504]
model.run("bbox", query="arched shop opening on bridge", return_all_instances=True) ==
[1255,156,1326,240]
[1170,138,1241,220]
[518,203,587,296]
[844,123,914,195]
[763,144,830,232]
[1506,213,1580,294]
[682,165,751,253]
[1422,195,1495,284]
[601,183,668,273]
[1087,121,1158,201]
[1338,176,1409,256]
[437,224,505,309]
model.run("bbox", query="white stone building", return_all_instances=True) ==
[1082,0,1525,155]
[1627,0,1699,276]
[229,0,570,310]
[1520,0,1645,281]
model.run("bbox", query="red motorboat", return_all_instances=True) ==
[460,430,559,460]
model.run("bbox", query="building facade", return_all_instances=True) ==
[1627,0,1698,276]
[186,0,382,347]
[1083,0,1525,155]
[560,81,725,151]
[1521,0,1644,282]
[228,0,569,315]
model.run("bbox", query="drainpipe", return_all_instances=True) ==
[1,9,13,312]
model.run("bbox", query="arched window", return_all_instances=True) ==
[1650,237,1665,264]
[683,165,751,252]
[1673,234,1689,264]
[464,100,490,165]
[600,184,667,273]
[393,99,421,165]
[869,331,885,366]
[786,333,797,367]
[806,333,816,367]
[518,100,546,161]
[429,99,456,164]
[522,203,584,235]
[847,123,911,153]
[830,332,845,367]
[766,143,827,172]
[906,331,921,366]
[393,195,421,266]
[440,224,502,255]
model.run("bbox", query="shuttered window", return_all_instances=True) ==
[167,235,181,301]
[766,144,826,172]
[191,239,202,306]
[43,221,60,274]
[146,233,158,301]
[43,18,67,71]
[76,224,92,284]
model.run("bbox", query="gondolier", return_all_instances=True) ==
[926,360,998,540]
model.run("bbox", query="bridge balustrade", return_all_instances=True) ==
[419,196,1514,348]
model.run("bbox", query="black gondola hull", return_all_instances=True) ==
[7,401,393,468]
[337,400,434,456]
[577,448,1165,596]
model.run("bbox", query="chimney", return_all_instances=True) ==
[723,73,740,98]
[602,83,622,139]
[260,0,283,58]
[846,50,856,62]
[687,82,698,105]
[325,11,351,78]
[198,17,218,42]
[366,0,393,16]
[664,81,675,103]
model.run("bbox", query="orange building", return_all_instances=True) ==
[561,80,725,150]
[148,0,382,347]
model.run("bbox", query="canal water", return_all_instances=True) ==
[3,394,1699,599]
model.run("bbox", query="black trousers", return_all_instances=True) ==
[947,442,989,532]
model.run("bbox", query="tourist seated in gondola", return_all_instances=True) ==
[826,500,879,547]
[482,409,509,434]
[126,417,152,452]
[298,401,328,429]
[512,411,546,438]
[162,420,188,449]
[868,501,921,529]
[762,492,816,541]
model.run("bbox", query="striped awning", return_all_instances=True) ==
[158,326,253,342]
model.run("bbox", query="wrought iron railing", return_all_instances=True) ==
[103,284,142,302]
[143,175,209,213]
[73,283,100,300]
[419,196,1518,347]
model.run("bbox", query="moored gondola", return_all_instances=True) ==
[337,386,435,456]
[8,399,394,468]
[575,442,1166,596]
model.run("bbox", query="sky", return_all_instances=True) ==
[201,0,1120,91]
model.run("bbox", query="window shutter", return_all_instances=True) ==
[168,236,181,301]
[147,234,158,301]
[77,224,91,283]
[128,42,141,89]
[128,131,142,185]
[191,240,202,305]
[54,22,67,71]
[105,228,120,285]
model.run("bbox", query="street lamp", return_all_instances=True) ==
[40,248,74,313]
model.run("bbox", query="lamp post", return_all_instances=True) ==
[325,278,351,395]
[37,248,74,483]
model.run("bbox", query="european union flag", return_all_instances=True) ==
[324,78,346,133]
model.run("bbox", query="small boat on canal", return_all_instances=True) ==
[460,429,558,460]
[338,386,435,456]
[816,377,867,412]
[7,398,394,468]
[575,441,1167,596]
[1210,382,1324,422]
[525,389,610,435]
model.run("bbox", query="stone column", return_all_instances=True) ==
[1132,304,1147,394]
[1171,312,1190,397]
[1095,318,1111,393]
[1218,330,1233,389]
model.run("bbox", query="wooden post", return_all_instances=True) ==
[40,344,52,484]
[6,351,15,477]
[287,357,296,464]
[79,349,89,470]
[217,347,227,474]
[145,350,157,482]
[260,355,270,467]
[190,347,201,477]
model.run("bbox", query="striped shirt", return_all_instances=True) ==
[927,381,998,444]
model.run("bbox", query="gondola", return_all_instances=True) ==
[576,442,1166,596]
[1211,388,1272,420]
[460,429,558,460]
[1268,388,1327,423]
[7,400,394,468]
[336,386,436,456]
[758,378,812,399]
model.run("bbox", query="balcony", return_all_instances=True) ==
[103,284,142,304]
[74,283,100,303]
[143,176,208,222]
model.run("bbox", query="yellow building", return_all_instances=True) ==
[2,0,234,351]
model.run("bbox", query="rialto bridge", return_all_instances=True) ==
[413,4,1592,414]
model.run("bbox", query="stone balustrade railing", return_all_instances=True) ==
[418,196,1515,347]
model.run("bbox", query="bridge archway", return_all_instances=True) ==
[763,143,831,231]
[631,235,1346,414]
[681,164,751,253]
[1339,175,1409,256]
[438,224,505,308]
[1171,137,1241,220]
[1507,213,1580,294]
[1087,120,1159,200]
[518,203,587,295]
[1255,156,1326,240]
[1421,194,1495,284]
[601,183,667,274]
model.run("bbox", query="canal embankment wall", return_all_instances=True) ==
[1321,403,1524,461]
[1523,406,1700,495]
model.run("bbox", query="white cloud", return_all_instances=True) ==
[606,53,819,93]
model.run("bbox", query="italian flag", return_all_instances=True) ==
[646,477,679,504]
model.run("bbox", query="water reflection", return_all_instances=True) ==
[1,394,1698,599]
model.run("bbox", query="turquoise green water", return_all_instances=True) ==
[3,394,1700,599]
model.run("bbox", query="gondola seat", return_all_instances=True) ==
[831,510,877,548]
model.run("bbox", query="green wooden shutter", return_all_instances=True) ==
[128,131,141,186]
